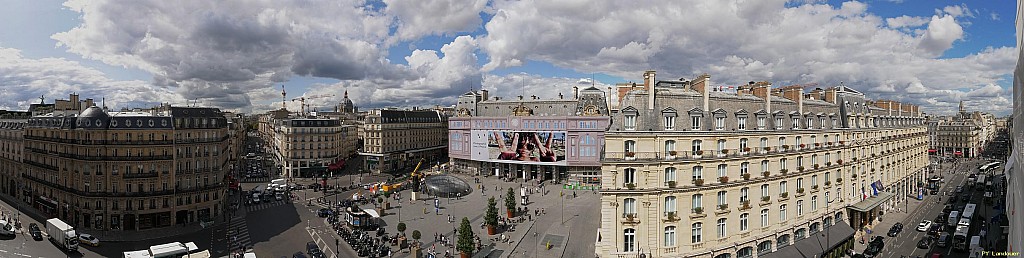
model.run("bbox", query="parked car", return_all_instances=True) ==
[0,220,15,237]
[917,237,933,249]
[29,223,42,240]
[78,233,100,246]
[306,241,324,258]
[292,252,308,258]
[888,222,903,237]
[937,233,950,247]
[317,208,332,218]
[917,220,933,231]
[928,224,943,237]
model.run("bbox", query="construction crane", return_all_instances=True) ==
[291,94,335,115]
[409,158,426,201]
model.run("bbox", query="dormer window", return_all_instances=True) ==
[662,108,677,130]
[775,117,783,130]
[623,107,638,130]
[692,116,702,130]
[715,117,725,130]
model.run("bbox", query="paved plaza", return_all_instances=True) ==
[337,173,602,258]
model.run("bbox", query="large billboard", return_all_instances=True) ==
[471,130,567,165]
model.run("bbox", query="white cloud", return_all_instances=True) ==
[917,15,965,57]
[940,4,974,18]
[384,0,488,42]
[477,0,1008,115]
[991,12,999,21]
[886,15,929,29]
[0,47,183,111]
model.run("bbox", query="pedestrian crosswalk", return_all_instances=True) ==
[227,216,254,254]
[245,198,293,212]
[240,176,271,183]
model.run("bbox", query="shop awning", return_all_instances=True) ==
[928,149,937,153]
[848,192,894,212]
[759,221,856,258]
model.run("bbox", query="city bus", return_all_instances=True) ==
[978,162,1001,173]
[962,203,977,221]
[953,225,970,251]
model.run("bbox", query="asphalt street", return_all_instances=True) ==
[861,158,1006,258]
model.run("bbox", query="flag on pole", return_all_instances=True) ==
[861,187,868,200]
[871,182,878,196]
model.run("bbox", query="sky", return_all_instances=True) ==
[0,0,1016,116]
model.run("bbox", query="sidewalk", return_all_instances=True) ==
[0,191,220,242]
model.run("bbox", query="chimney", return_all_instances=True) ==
[616,83,632,106]
[608,86,614,110]
[751,83,772,115]
[644,71,656,110]
[824,88,836,104]
[494,97,500,101]
[480,90,489,101]
[809,88,823,100]
[518,95,523,100]
[693,73,710,112]
[896,102,903,116]
[573,86,579,99]
[781,86,804,114]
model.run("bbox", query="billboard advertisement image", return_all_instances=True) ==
[470,131,566,165]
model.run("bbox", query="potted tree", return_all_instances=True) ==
[397,222,407,247]
[743,147,751,154]
[763,146,771,153]
[457,217,475,258]
[762,171,771,177]
[799,143,806,149]
[837,159,844,165]
[668,150,678,159]
[813,164,820,169]
[485,197,499,235]
[814,143,821,147]
[837,178,843,183]
[780,168,789,174]
[782,145,790,151]
[798,166,805,172]
[826,161,832,167]
[411,230,422,255]
[721,149,730,156]
[780,192,789,199]
[667,181,677,188]
[378,196,386,214]
[382,192,392,209]
[626,183,637,189]
[505,188,516,218]
[761,196,771,202]
[625,151,636,160]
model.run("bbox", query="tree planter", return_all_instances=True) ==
[667,181,677,188]
[507,210,514,218]
[461,252,471,258]
[762,171,771,177]
[780,169,789,174]
[487,225,496,235]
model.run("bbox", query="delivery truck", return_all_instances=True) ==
[46,218,78,252]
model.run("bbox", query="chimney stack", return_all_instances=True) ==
[781,86,804,114]
[693,73,711,112]
[480,89,489,101]
[644,71,656,110]
[751,82,772,115]
[824,88,837,104]
[573,86,579,99]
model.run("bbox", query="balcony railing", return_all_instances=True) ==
[23,135,174,145]
[123,171,160,179]
[24,160,58,171]
[605,144,844,162]
[22,173,225,198]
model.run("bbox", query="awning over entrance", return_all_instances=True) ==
[848,192,894,212]
[759,221,856,258]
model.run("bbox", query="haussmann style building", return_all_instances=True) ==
[447,88,611,184]
[15,96,231,233]
[596,71,929,258]
[361,109,449,174]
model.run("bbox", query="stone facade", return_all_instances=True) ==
[448,87,610,184]
[13,102,230,234]
[925,101,996,158]
[361,109,448,174]
[596,71,929,258]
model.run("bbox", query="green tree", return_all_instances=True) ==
[397,222,407,235]
[457,217,475,255]
[505,187,516,216]
[485,197,499,228]
[412,230,422,246]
